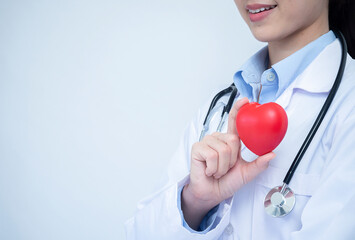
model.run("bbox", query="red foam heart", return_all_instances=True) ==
[236,102,288,156]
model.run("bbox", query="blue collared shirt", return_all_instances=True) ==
[234,31,336,103]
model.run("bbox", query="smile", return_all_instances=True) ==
[247,5,277,14]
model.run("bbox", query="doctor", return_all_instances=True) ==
[126,0,355,239]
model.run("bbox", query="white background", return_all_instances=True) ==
[0,0,264,239]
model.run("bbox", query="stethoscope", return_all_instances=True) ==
[199,31,348,218]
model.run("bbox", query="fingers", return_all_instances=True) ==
[195,143,218,177]
[227,97,249,135]
[213,133,240,168]
[203,135,231,178]
[193,133,241,179]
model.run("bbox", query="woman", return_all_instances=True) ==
[126,0,355,239]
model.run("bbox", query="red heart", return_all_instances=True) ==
[236,102,288,156]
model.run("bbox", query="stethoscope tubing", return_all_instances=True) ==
[200,84,238,140]
[202,84,237,126]
[282,30,347,185]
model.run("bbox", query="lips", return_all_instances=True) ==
[246,4,277,22]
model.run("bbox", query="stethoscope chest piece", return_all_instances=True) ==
[264,184,295,217]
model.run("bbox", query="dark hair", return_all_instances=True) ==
[329,0,355,58]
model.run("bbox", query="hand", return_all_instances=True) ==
[181,98,276,229]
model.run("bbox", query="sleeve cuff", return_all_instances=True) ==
[177,177,219,234]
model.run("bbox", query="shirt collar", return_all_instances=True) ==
[276,39,342,109]
[273,31,336,97]
[292,39,342,93]
[233,46,268,100]
[233,31,336,101]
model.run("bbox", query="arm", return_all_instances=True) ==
[181,98,275,229]
[125,103,231,240]
[125,98,276,239]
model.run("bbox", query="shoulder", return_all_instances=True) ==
[324,54,355,145]
[342,55,355,84]
[335,54,355,105]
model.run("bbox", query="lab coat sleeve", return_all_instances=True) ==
[125,105,236,240]
[290,107,355,239]
[177,186,220,233]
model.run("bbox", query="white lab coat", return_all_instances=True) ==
[125,39,355,240]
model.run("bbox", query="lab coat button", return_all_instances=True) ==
[225,223,234,235]
[267,72,276,81]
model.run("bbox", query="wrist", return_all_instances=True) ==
[182,184,218,211]
[181,184,218,230]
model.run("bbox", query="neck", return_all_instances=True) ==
[268,19,329,67]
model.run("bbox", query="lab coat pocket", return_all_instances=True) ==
[252,165,320,239]
[218,223,235,240]
[256,165,320,197]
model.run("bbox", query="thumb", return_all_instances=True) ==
[242,152,276,184]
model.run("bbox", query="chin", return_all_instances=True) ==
[249,27,285,43]
[250,30,274,43]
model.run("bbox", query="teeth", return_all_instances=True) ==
[248,5,276,14]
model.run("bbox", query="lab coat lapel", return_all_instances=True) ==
[276,39,342,109]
